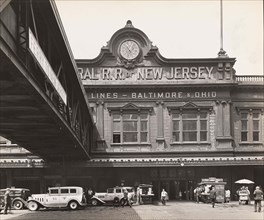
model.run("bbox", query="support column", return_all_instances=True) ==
[215,100,233,149]
[156,101,165,149]
[223,101,231,136]
[216,101,223,137]
[96,101,105,150]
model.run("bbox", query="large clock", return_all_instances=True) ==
[120,40,140,60]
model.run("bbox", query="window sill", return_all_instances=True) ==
[170,142,210,145]
[239,142,263,145]
[111,143,151,147]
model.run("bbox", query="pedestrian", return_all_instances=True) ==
[253,186,263,212]
[179,190,182,200]
[3,188,11,214]
[161,189,167,205]
[194,187,201,203]
[136,187,141,205]
[88,188,93,198]
[245,187,251,204]
[210,186,217,208]
[122,189,131,207]
[225,189,230,203]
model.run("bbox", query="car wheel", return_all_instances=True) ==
[119,198,125,206]
[91,199,98,206]
[13,200,23,210]
[69,201,78,210]
[28,201,39,211]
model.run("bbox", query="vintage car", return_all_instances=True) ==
[91,186,135,206]
[0,188,31,210]
[27,186,86,211]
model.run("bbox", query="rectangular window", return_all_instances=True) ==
[50,189,59,194]
[61,189,69,194]
[107,188,114,193]
[253,113,260,141]
[112,112,149,144]
[115,189,122,193]
[241,111,261,142]
[70,189,76,193]
[241,113,248,141]
[113,114,121,143]
[172,111,208,143]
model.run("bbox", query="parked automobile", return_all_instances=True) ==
[91,186,135,206]
[0,188,31,210]
[27,186,86,211]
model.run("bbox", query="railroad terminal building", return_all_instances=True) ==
[0,2,263,201]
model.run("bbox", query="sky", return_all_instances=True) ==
[55,0,263,75]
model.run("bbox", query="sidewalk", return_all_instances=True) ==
[1,201,263,220]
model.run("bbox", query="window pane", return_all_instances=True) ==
[140,132,147,142]
[107,188,114,193]
[253,132,259,141]
[70,189,76,193]
[200,131,207,141]
[241,113,247,119]
[253,113,259,119]
[113,134,120,143]
[172,132,179,142]
[183,121,197,130]
[113,121,120,131]
[200,121,207,130]
[141,121,147,131]
[241,121,247,130]
[253,121,259,130]
[61,189,69,194]
[183,132,197,141]
[182,113,196,119]
[50,189,58,194]
[172,113,180,119]
[173,121,179,130]
[113,114,120,120]
[123,122,137,131]
[123,113,137,120]
[123,132,137,142]
[200,113,207,119]
[140,114,148,120]
[241,132,247,141]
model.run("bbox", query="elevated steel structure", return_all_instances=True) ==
[0,0,94,161]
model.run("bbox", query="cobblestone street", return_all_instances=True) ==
[1,201,263,220]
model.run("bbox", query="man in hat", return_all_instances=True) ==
[253,186,263,212]
[210,186,217,208]
[3,188,11,214]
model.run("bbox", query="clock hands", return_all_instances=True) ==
[125,45,131,52]
[120,40,140,60]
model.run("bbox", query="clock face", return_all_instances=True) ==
[120,40,140,60]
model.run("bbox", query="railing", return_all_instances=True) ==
[235,75,264,82]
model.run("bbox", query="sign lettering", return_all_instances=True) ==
[88,91,217,99]
[78,67,215,81]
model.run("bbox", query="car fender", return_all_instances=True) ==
[27,199,44,208]
[67,199,86,207]
[91,196,105,204]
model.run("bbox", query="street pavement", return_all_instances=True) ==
[0,201,263,220]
